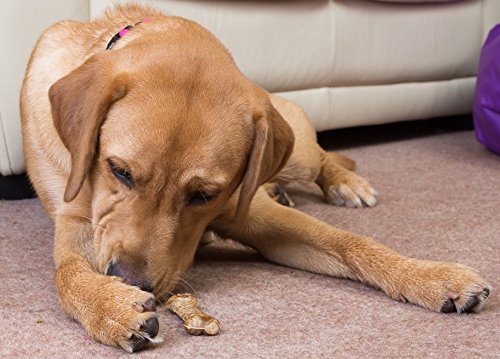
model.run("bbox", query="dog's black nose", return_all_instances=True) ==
[106,261,154,293]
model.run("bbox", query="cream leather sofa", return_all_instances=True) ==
[0,0,88,177]
[1,0,499,177]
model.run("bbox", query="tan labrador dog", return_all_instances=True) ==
[21,4,491,353]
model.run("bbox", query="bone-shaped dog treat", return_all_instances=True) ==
[166,293,220,335]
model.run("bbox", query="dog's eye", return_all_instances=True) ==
[188,191,218,206]
[108,159,133,188]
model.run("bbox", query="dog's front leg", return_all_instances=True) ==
[211,188,491,313]
[53,216,160,352]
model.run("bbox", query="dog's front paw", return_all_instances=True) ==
[91,281,161,352]
[324,172,377,208]
[395,261,491,313]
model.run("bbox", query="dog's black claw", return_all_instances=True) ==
[461,288,490,313]
[440,299,457,313]
[277,193,291,207]
[272,184,293,207]
[482,287,490,299]
[140,317,160,338]
[462,296,480,313]
[142,298,156,312]
[441,287,490,313]
[130,334,149,353]
[128,317,159,352]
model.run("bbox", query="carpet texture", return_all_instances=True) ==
[1,129,499,358]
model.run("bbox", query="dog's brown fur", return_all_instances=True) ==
[21,4,491,352]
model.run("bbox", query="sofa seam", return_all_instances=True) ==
[272,76,477,94]
[0,109,14,175]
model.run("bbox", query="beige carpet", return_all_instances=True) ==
[1,128,499,358]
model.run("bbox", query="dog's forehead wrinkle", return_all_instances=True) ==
[183,168,229,189]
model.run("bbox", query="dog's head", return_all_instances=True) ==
[48,26,294,296]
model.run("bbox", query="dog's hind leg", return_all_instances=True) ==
[270,95,376,207]
[324,151,356,171]
[315,148,377,207]
[210,188,491,314]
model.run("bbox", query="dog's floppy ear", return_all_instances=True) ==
[235,95,295,223]
[49,53,128,202]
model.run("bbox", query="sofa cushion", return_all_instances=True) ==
[0,0,88,176]
[92,0,482,93]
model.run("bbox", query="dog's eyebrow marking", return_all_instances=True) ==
[184,169,228,191]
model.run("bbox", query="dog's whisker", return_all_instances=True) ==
[163,290,176,298]
[172,279,190,293]
[155,270,180,296]
[179,277,198,295]
[176,277,200,297]
[168,277,189,293]
[157,291,174,304]
[157,289,180,307]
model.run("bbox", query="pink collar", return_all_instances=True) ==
[106,18,152,50]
